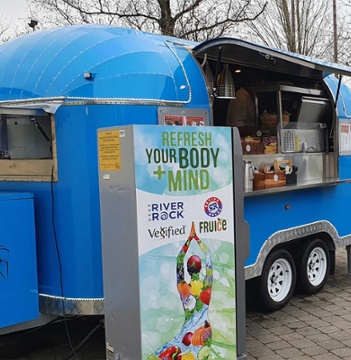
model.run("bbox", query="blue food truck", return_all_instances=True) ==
[1,23,351,359]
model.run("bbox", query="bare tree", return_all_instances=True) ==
[333,0,338,62]
[338,0,351,66]
[0,4,38,43]
[29,0,267,41]
[0,12,15,43]
[241,0,335,60]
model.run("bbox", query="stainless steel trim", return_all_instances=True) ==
[245,220,351,280]
[164,40,192,104]
[0,97,188,107]
[39,294,104,316]
[0,97,65,107]
[244,178,351,197]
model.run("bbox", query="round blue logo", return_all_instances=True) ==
[204,197,222,217]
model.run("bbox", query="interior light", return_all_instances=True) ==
[216,64,236,99]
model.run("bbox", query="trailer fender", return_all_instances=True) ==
[245,220,350,280]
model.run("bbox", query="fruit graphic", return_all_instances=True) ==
[187,255,201,275]
[158,346,181,360]
[191,321,211,346]
[177,281,191,300]
[182,332,193,346]
[150,222,213,360]
[183,294,196,311]
[190,274,203,296]
[178,350,195,360]
[199,287,212,305]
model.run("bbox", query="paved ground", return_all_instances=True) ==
[246,248,351,360]
[2,248,351,359]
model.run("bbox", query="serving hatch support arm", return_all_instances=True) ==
[330,74,343,139]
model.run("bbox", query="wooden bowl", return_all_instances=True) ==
[260,114,278,129]
[260,114,289,128]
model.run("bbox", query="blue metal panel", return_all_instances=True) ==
[0,192,38,328]
[339,156,351,180]
[0,25,201,103]
[244,184,351,267]
[0,191,33,200]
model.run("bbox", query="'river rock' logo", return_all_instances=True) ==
[148,201,184,221]
[204,197,222,217]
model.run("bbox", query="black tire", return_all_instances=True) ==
[258,249,296,312]
[297,239,330,295]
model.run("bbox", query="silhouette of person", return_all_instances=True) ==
[148,222,213,360]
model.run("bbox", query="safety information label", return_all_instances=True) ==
[98,129,121,171]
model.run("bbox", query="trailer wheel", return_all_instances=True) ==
[297,239,330,295]
[259,249,296,312]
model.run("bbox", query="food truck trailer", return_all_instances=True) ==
[1,23,351,358]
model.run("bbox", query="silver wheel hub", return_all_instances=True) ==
[307,247,327,286]
[267,258,292,302]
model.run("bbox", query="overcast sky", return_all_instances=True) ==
[0,0,28,25]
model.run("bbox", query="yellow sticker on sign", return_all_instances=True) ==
[98,130,120,171]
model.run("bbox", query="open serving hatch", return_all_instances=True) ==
[193,38,351,79]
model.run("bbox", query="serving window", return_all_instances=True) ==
[0,109,57,182]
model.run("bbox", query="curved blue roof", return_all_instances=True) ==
[0,25,197,102]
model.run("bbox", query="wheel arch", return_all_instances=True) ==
[245,221,338,280]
